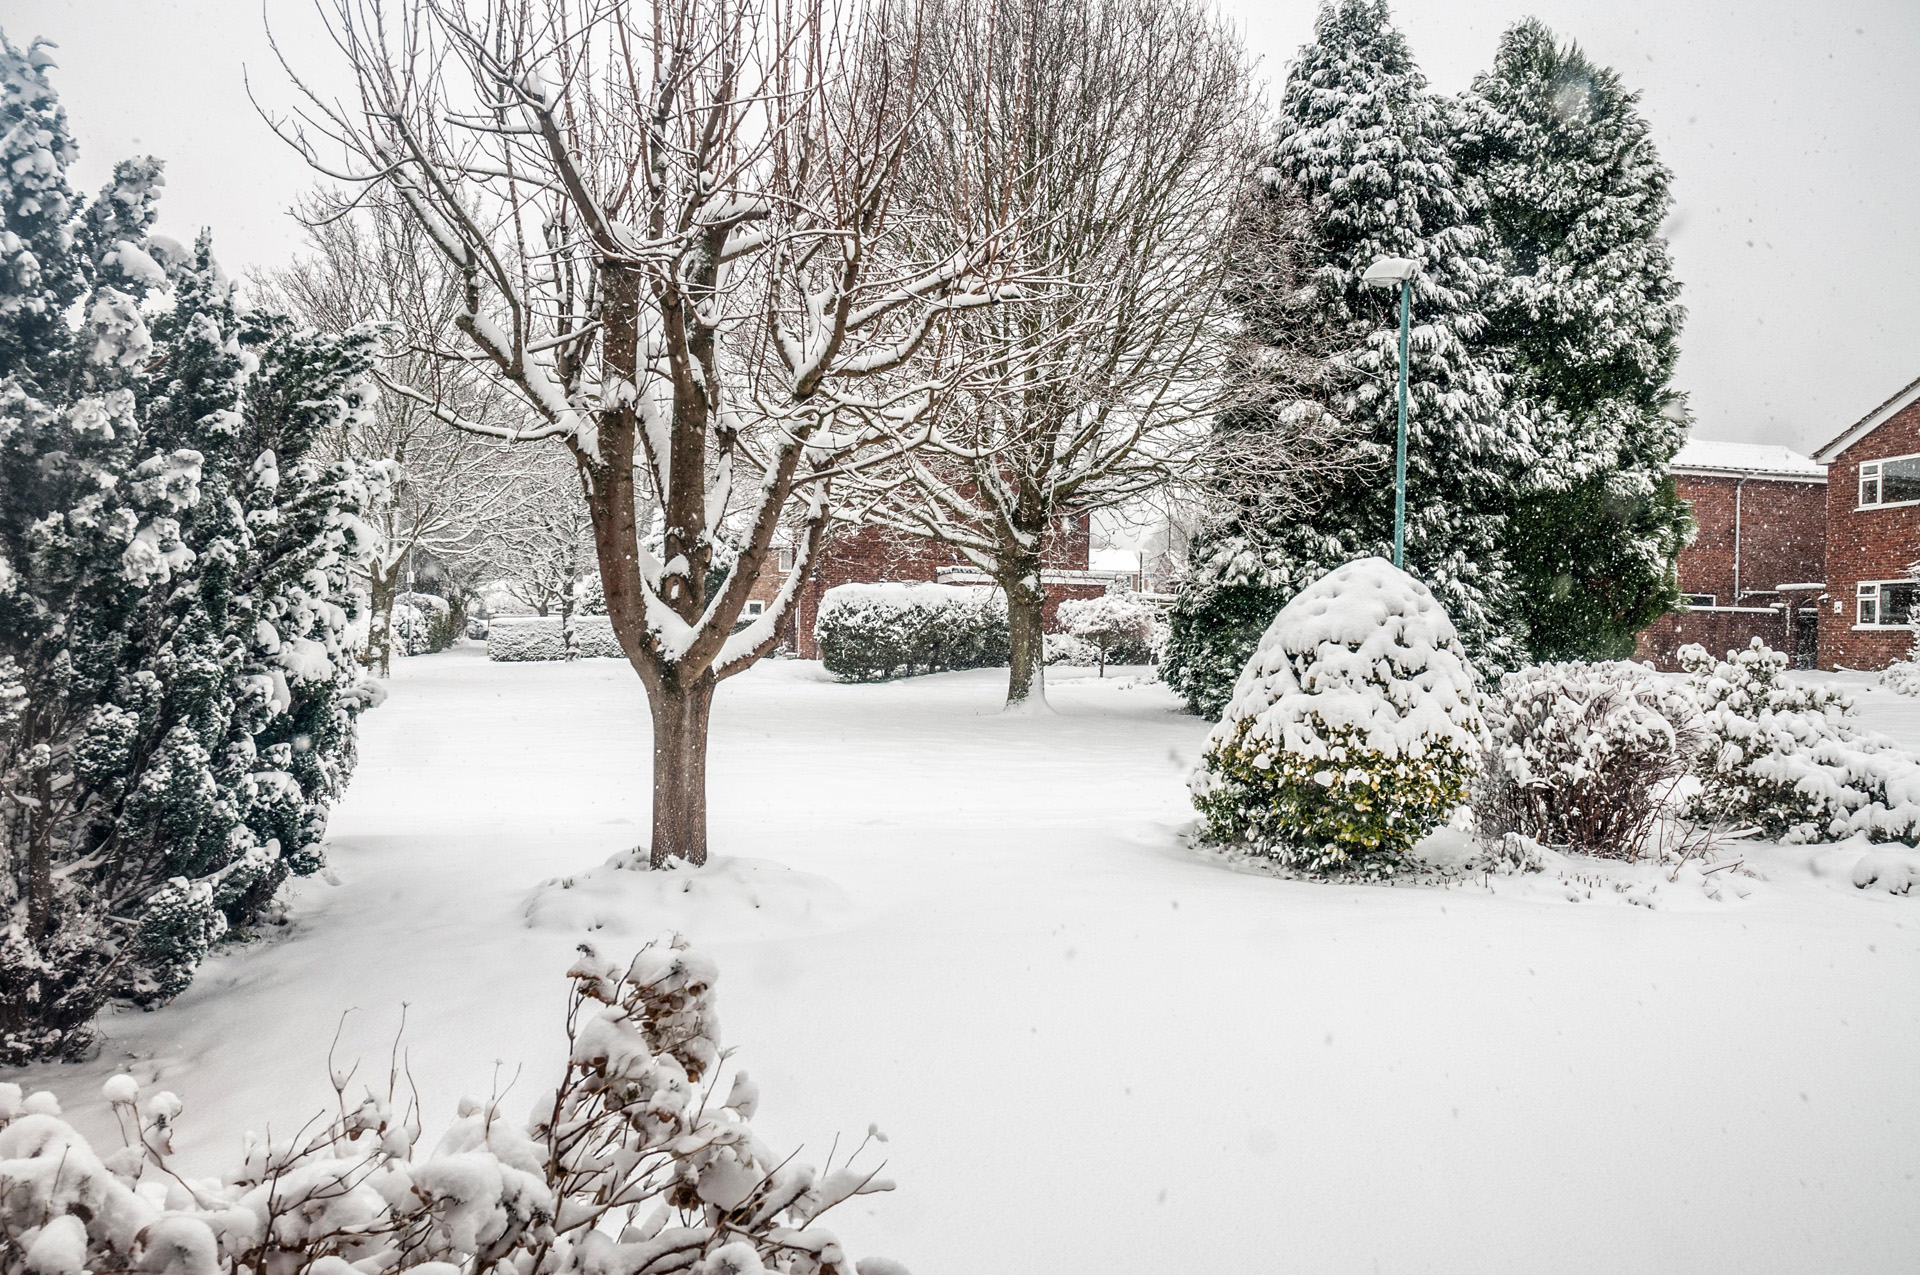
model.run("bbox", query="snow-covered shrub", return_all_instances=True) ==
[487,616,625,661]
[815,583,1007,681]
[1882,633,1920,697]
[0,937,909,1275]
[1043,631,1099,666]
[1476,660,1704,859]
[1057,593,1159,673]
[1190,558,1484,877]
[1682,640,1920,844]
[392,591,454,655]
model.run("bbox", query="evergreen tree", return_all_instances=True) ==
[1459,18,1690,660]
[0,31,383,1059]
[1167,0,1524,716]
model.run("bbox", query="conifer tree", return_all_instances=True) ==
[1459,18,1690,660]
[0,31,382,1059]
[1166,0,1523,716]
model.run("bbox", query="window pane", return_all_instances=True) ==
[1883,582,1920,626]
[1859,593,1878,625]
[1884,456,1920,503]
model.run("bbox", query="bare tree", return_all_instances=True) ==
[490,451,596,658]
[255,194,529,674]
[266,0,1021,864]
[843,0,1263,708]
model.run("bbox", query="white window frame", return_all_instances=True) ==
[1856,579,1920,629]
[1857,452,1920,509]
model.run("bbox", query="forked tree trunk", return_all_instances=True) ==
[649,675,714,866]
[1004,565,1047,708]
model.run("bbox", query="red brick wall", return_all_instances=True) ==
[1819,399,1920,671]
[782,519,1096,658]
[1633,608,1788,671]
[1668,473,1826,605]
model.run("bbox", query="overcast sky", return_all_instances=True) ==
[8,0,1917,455]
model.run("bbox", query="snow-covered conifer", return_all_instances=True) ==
[1057,593,1160,675]
[1459,18,1691,659]
[1191,557,1483,876]
[0,42,383,1058]
[1168,0,1524,717]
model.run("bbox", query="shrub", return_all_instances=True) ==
[1476,660,1705,860]
[0,938,908,1275]
[1190,557,1483,877]
[1057,593,1159,674]
[1883,632,1920,697]
[488,616,626,661]
[393,591,456,654]
[815,583,1007,681]
[1682,640,1920,843]
[1043,631,1099,666]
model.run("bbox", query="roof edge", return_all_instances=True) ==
[1813,374,1920,463]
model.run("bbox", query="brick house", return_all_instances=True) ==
[1811,374,1920,671]
[1632,439,1827,670]
[758,518,1133,658]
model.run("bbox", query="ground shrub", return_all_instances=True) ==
[1044,631,1100,666]
[393,591,456,654]
[1883,633,1920,697]
[487,616,625,661]
[1190,557,1484,878]
[1682,640,1920,843]
[815,582,1007,681]
[0,937,905,1275]
[1477,660,1705,859]
[1057,593,1160,673]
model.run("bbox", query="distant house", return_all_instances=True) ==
[1632,439,1827,670]
[1811,374,1920,671]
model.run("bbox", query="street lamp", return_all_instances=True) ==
[1361,256,1418,569]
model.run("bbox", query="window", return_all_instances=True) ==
[1680,593,1716,608]
[744,600,765,618]
[1859,454,1920,507]
[1857,580,1920,628]
[776,547,795,572]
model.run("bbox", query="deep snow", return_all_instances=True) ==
[16,650,1920,1274]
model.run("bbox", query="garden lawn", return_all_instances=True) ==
[18,649,1920,1274]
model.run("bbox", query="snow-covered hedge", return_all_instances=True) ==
[392,592,454,656]
[1883,635,1920,697]
[1477,660,1704,860]
[488,616,625,661]
[1043,631,1100,666]
[1191,558,1484,877]
[1056,593,1159,672]
[0,938,910,1275]
[1682,640,1920,844]
[815,583,1007,681]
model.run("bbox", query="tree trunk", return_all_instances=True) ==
[1004,566,1047,709]
[649,674,713,867]
[25,763,53,940]
[367,562,398,677]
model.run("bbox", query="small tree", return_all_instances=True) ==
[846,0,1263,710]
[1057,593,1158,676]
[272,0,1027,864]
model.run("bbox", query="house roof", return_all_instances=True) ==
[1669,438,1826,481]
[1812,373,1920,463]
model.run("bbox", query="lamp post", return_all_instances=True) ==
[1361,256,1418,569]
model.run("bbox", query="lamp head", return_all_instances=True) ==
[1361,256,1419,287]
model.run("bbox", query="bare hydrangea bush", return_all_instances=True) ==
[0,938,907,1275]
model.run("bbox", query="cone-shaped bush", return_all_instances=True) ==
[1191,557,1483,876]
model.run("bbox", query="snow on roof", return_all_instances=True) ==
[1090,547,1140,573]
[1669,438,1826,480]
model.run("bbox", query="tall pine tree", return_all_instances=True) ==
[1167,0,1524,716]
[1458,18,1690,660]
[0,30,384,1060]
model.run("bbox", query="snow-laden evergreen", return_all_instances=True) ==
[1168,0,1524,717]
[814,583,1008,682]
[0,35,383,1061]
[1191,557,1482,876]
[1459,18,1692,660]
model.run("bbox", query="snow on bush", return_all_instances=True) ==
[0,937,910,1275]
[1682,640,1920,844]
[1882,634,1920,697]
[814,583,1007,681]
[392,591,455,656]
[1476,660,1705,860]
[488,616,625,662]
[1056,593,1159,674]
[1190,557,1484,877]
[1043,632,1099,666]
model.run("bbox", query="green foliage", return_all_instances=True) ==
[1195,715,1474,877]
[1163,575,1285,717]
[816,585,1008,682]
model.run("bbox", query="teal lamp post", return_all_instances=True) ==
[1361,256,1418,568]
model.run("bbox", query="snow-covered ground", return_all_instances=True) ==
[18,650,1920,1273]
